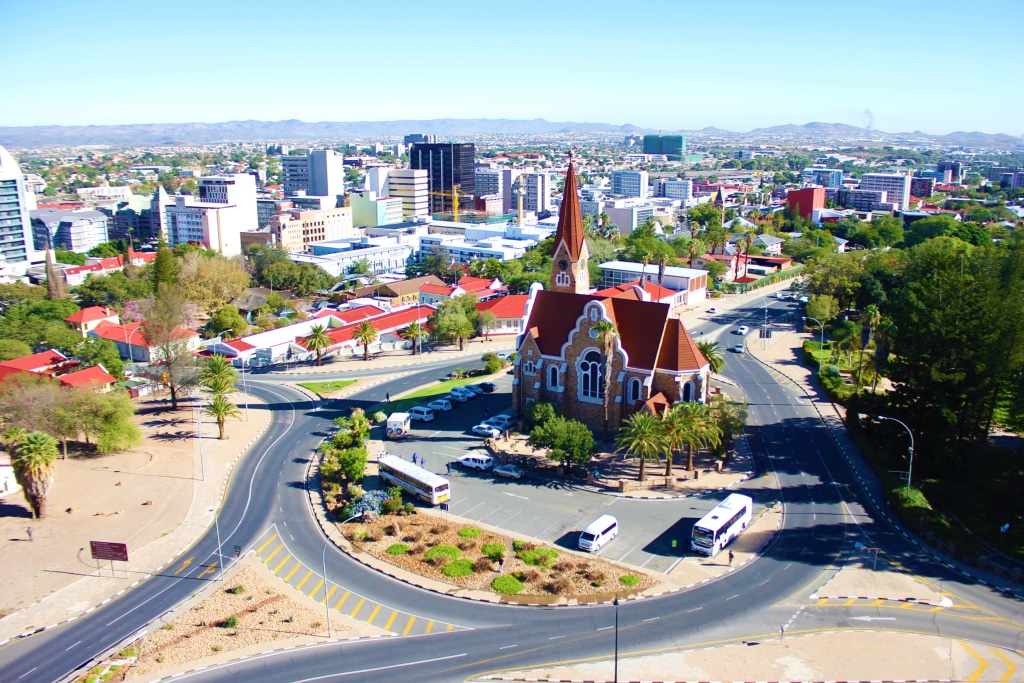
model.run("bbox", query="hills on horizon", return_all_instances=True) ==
[0,118,1019,150]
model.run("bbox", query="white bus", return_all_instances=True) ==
[378,454,451,506]
[690,493,753,557]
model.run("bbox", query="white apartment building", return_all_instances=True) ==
[513,171,551,214]
[0,145,39,278]
[308,149,345,198]
[655,177,693,203]
[611,170,649,199]
[166,196,247,257]
[365,167,429,218]
[76,186,133,202]
[859,173,911,211]
[31,209,109,253]
[198,174,258,232]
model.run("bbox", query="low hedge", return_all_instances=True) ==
[491,574,524,595]
[518,547,558,567]
[619,574,640,587]
[481,543,506,561]
[456,527,482,539]
[386,543,410,556]
[423,544,461,562]
[441,559,475,577]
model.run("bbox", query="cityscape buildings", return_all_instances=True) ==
[409,142,475,214]
[0,145,38,277]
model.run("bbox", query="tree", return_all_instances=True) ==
[304,324,332,366]
[805,294,839,326]
[527,416,595,469]
[55,250,86,266]
[178,251,249,312]
[74,271,154,310]
[88,392,142,453]
[614,411,667,482]
[477,309,497,340]
[10,430,58,518]
[0,298,81,347]
[696,339,725,375]
[141,283,197,410]
[151,239,179,293]
[594,320,618,433]
[205,394,242,440]
[353,321,379,361]
[399,322,426,355]
[0,339,32,362]
[45,248,64,300]
[672,401,721,472]
[348,259,371,276]
[431,308,475,350]
[710,394,748,455]
[688,202,723,232]
[199,355,238,396]
[202,305,248,339]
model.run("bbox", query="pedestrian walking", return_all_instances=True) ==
[446,462,452,475]
[386,392,391,403]
[412,453,419,465]
[26,527,33,542]
[421,457,427,469]
[728,550,734,566]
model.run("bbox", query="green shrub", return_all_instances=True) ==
[512,539,529,552]
[518,547,558,567]
[484,358,502,374]
[481,543,506,561]
[353,527,369,542]
[382,495,403,515]
[491,574,525,595]
[219,615,239,628]
[423,544,461,562]
[619,574,640,587]
[457,527,482,539]
[118,646,136,658]
[372,411,387,424]
[386,543,410,556]
[227,585,245,595]
[441,558,475,577]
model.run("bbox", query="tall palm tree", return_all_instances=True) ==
[594,319,618,434]
[399,322,426,355]
[205,394,242,440]
[858,304,881,393]
[688,237,705,269]
[614,412,667,482]
[672,401,721,472]
[696,339,725,375]
[353,321,379,361]
[710,394,748,456]
[660,406,688,478]
[199,355,237,396]
[304,324,332,366]
[11,430,58,518]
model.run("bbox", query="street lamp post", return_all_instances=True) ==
[613,595,620,683]
[803,316,825,373]
[878,415,914,493]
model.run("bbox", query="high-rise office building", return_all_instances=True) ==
[409,142,475,214]
[364,167,429,218]
[512,171,551,214]
[654,177,693,202]
[282,155,310,195]
[198,174,258,232]
[475,169,502,197]
[31,209,109,253]
[643,134,685,159]
[0,145,38,277]
[859,173,911,211]
[611,170,649,199]
[308,149,345,198]
[404,133,435,145]
[801,168,844,190]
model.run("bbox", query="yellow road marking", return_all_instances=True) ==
[334,591,350,610]
[815,598,828,606]
[843,598,855,606]
[870,599,884,606]
[992,647,1016,682]
[173,558,193,575]
[424,621,434,634]
[295,570,314,591]
[402,616,416,635]
[283,563,300,582]
[959,640,988,682]
[322,585,337,604]
[256,533,278,554]
[273,554,292,573]
[383,611,398,630]
[308,578,324,598]
[447,624,453,631]
[263,543,283,564]
[350,598,366,619]
[366,605,381,624]
[197,563,216,579]
[929,606,944,612]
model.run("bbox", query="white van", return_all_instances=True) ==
[450,386,475,401]
[578,514,618,552]
[385,412,411,439]
[408,406,435,422]
[457,453,494,471]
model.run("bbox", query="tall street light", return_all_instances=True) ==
[613,594,620,683]
[878,415,914,493]
[803,316,825,373]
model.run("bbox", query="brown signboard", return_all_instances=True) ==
[90,541,129,562]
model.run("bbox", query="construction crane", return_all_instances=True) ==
[429,183,461,222]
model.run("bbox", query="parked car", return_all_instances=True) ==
[737,325,749,335]
[462,384,484,395]
[486,414,513,430]
[708,306,720,314]
[427,399,453,412]
[478,381,497,393]
[446,392,469,404]
[472,423,502,438]
[734,343,744,353]
[457,453,494,470]
[493,463,524,480]
[496,352,509,360]
[408,406,435,422]
[450,386,475,401]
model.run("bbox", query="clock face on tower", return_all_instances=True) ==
[558,259,569,272]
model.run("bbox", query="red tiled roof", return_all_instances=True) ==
[58,365,116,388]
[594,281,676,302]
[457,276,498,293]
[733,276,759,284]
[65,306,118,324]
[420,283,453,296]
[91,320,198,346]
[225,339,256,351]
[322,306,385,324]
[0,349,68,372]
[655,320,708,373]
[476,294,528,319]
[637,391,672,416]
[299,306,433,350]
[553,160,585,260]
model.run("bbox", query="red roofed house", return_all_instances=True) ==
[65,306,121,337]
[0,349,80,383]
[297,305,433,356]
[476,294,529,336]
[58,364,117,392]
[418,276,506,305]
[514,160,710,431]
[90,321,201,363]
[593,281,686,317]
[61,255,126,286]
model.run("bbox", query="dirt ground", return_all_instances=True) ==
[0,393,250,617]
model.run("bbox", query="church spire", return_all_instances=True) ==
[553,155,585,261]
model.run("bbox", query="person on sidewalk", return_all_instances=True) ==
[728,550,734,566]
[412,453,419,466]
[386,392,391,403]
[26,526,33,542]
[446,462,452,476]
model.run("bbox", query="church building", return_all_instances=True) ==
[512,159,711,432]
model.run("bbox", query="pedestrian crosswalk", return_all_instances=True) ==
[252,526,461,637]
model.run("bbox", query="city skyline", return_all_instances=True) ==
[0,0,1021,136]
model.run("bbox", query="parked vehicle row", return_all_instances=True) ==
[403,382,501,425]
[455,453,524,480]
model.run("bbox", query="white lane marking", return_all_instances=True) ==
[502,492,529,500]
[726,594,739,600]
[687,607,703,613]
[643,617,660,622]
[64,640,82,651]
[18,667,37,678]
[292,653,468,681]
[596,625,613,631]
[459,501,484,517]
[428,430,441,437]
[499,644,517,650]
[549,635,566,640]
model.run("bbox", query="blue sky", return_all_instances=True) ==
[0,0,1019,135]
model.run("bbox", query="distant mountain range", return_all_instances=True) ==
[0,118,1018,149]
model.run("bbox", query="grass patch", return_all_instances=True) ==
[481,543,506,561]
[386,543,410,556]
[457,527,482,539]
[518,547,558,567]
[218,615,239,628]
[441,558,475,577]
[423,544,461,562]
[619,574,640,587]
[368,376,489,415]
[491,574,524,595]
[298,380,357,396]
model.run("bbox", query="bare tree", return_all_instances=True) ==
[142,283,198,410]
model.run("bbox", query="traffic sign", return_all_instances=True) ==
[90,541,129,562]
[233,544,242,557]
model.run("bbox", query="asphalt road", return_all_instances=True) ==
[3,296,1023,682]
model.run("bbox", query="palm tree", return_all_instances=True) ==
[205,394,242,440]
[199,355,237,396]
[11,430,58,518]
[614,412,667,482]
[672,401,721,472]
[353,321,379,361]
[687,237,705,269]
[304,324,332,366]
[710,394,748,456]
[660,407,689,478]
[858,304,881,393]
[594,319,618,434]
[399,322,426,355]
[697,339,725,375]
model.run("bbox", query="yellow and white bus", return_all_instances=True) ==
[690,493,753,557]
[378,454,451,505]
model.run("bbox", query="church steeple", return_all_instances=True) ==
[550,156,590,294]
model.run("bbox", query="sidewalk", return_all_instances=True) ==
[0,392,272,646]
